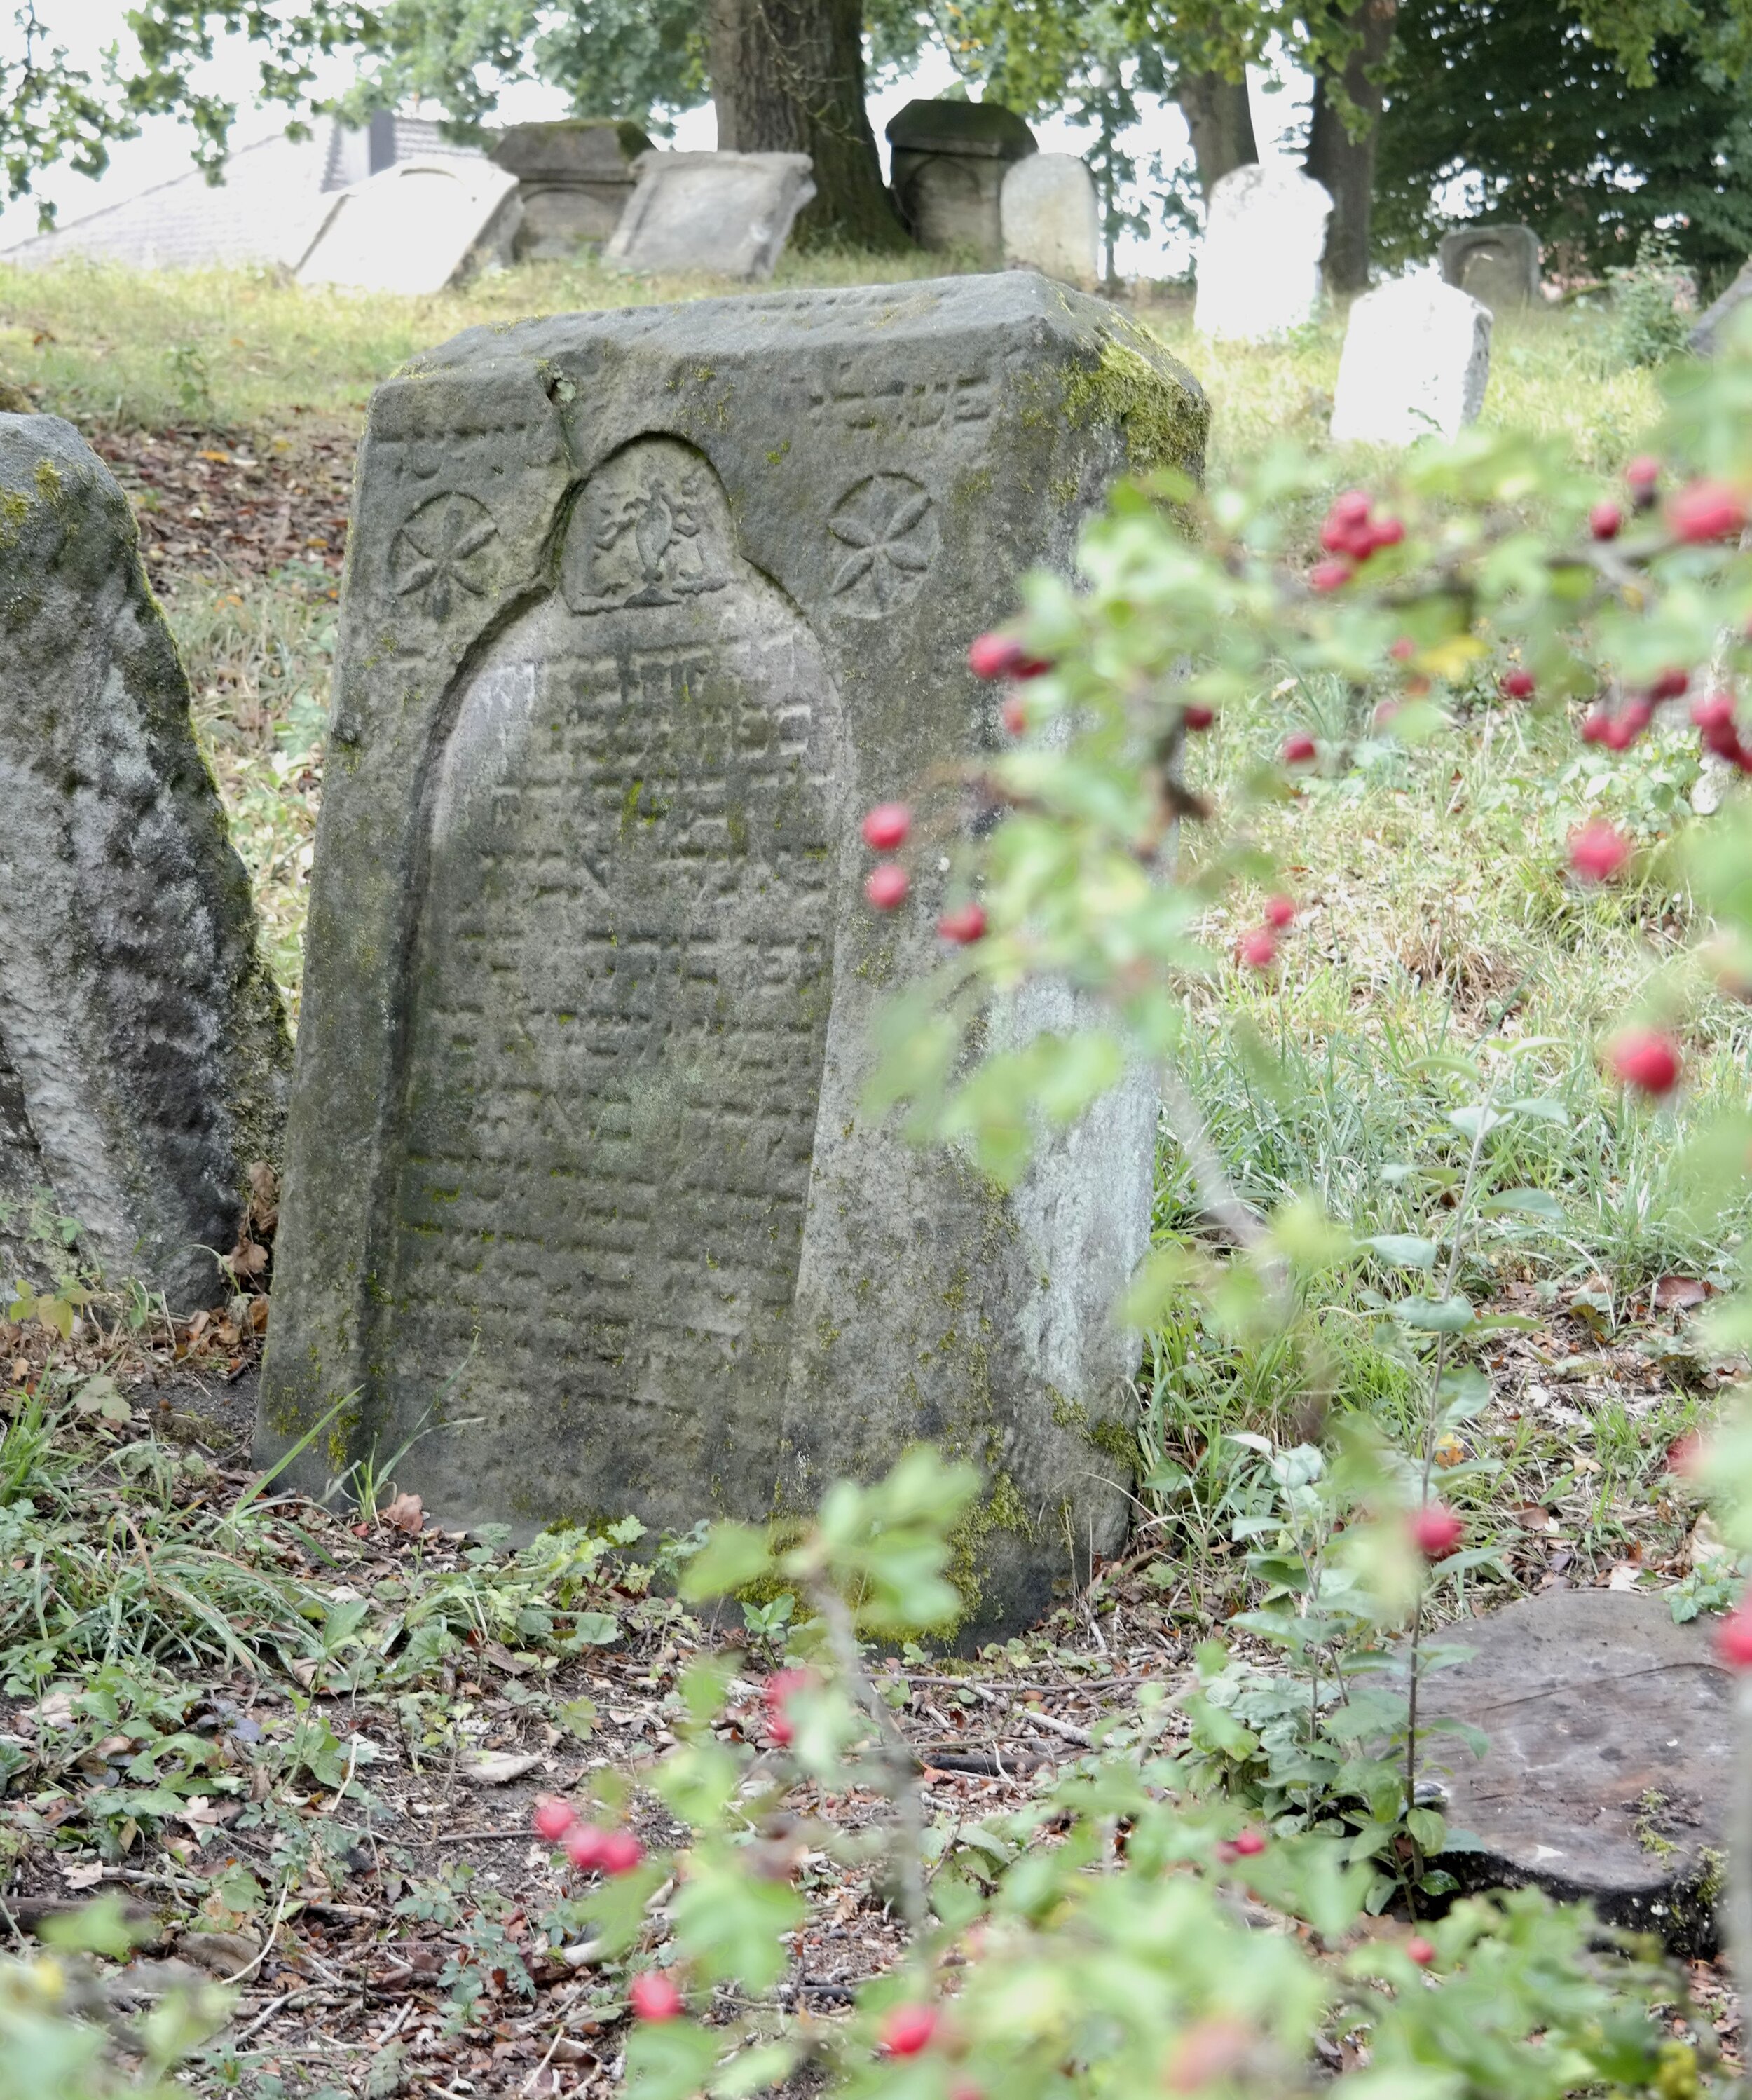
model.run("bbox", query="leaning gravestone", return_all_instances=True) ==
[1419,1590,1730,1952]
[259,272,1207,1642]
[1330,275,1491,445]
[1439,223,1540,311]
[0,416,289,1306]
[1001,153,1100,290]
[605,151,815,281]
[492,120,654,259]
[888,101,1037,268]
[1690,257,1752,355]
[1193,163,1332,341]
[296,158,522,296]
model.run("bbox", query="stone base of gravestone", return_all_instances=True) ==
[1001,154,1099,290]
[604,151,815,280]
[1330,277,1491,446]
[888,101,1036,268]
[258,271,1208,1644]
[1418,1590,1730,1952]
[0,416,289,1307]
[492,120,654,259]
[296,158,523,296]
[1193,163,1332,343]
[1438,224,1540,313]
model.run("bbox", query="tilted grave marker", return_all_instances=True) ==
[0,415,289,1305]
[259,272,1207,1640]
[604,151,815,281]
[1194,163,1332,342]
[1438,223,1540,312]
[492,120,653,259]
[296,158,522,297]
[1330,275,1491,445]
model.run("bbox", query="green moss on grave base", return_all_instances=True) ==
[1061,334,1210,477]
[944,1468,1035,1630]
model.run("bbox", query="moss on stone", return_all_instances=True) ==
[32,459,61,504]
[945,1467,1034,1627]
[1061,334,1209,477]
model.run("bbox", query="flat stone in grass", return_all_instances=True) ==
[258,271,1208,1642]
[1420,1589,1731,1951]
[1330,276,1491,445]
[1193,163,1332,342]
[1438,223,1540,312]
[604,151,816,280]
[0,414,289,1307]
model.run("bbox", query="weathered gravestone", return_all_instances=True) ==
[0,416,289,1305]
[1193,163,1332,342]
[492,120,654,259]
[1690,257,1752,355]
[1439,223,1540,312]
[1330,275,1491,445]
[604,151,815,281]
[888,102,1036,268]
[259,272,1207,1640]
[296,158,522,296]
[1001,154,1100,290]
[1419,1590,1730,1951]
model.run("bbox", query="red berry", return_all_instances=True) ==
[1407,1937,1437,1968]
[1263,894,1295,930]
[1231,1828,1267,1857]
[861,803,910,852]
[1716,1603,1752,1669]
[1580,708,1610,745]
[1669,479,1748,544]
[768,1712,794,1747]
[1368,514,1405,551]
[1650,667,1691,701]
[598,1830,644,1876]
[630,1970,684,2021]
[1182,702,1215,732]
[1499,668,1535,700]
[1606,1028,1681,1096]
[563,1823,608,1871]
[1627,454,1661,496]
[880,2005,938,2058]
[1282,732,1317,766]
[531,1797,576,1844]
[1390,636,1416,663]
[968,632,1025,681]
[1692,688,1737,733]
[864,863,909,913]
[1310,557,1353,592]
[1164,2018,1254,2094]
[1001,693,1027,736]
[938,901,987,944]
[1589,500,1623,541]
[1409,1504,1464,1560]
[1566,819,1630,883]
[1330,489,1371,527]
[765,1668,814,1707]
[1238,927,1278,971]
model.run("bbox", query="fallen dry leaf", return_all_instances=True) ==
[382,1492,424,1534]
[460,1749,542,1787]
[1654,1275,1712,1309]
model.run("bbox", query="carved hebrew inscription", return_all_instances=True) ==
[382,439,840,1496]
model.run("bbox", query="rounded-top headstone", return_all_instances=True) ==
[1193,161,1333,343]
[888,100,1037,266]
[1000,154,1099,291]
[1330,275,1492,446]
[1438,223,1540,311]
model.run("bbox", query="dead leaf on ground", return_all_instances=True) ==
[1654,1275,1712,1309]
[381,1492,423,1534]
[460,1749,542,1787]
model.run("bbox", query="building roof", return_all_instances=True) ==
[1,116,485,272]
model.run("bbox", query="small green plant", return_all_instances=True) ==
[1610,231,1692,371]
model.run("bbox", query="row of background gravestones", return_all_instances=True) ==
[292,102,1102,299]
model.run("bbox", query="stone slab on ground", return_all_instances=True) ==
[1193,162,1332,342]
[295,158,522,296]
[1330,275,1491,445]
[491,120,653,257]
[1439,223,1540,311]
[259,271,1208,1644]
[0,415,289,1306]
[1001,154,1099,289]
[1419,1589,1731,1950]
[889,100,1036,268]
[604,151,815,280]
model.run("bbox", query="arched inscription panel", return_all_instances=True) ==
[382,438,841,1520]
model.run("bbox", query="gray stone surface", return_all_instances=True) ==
[491,120,653,259]
[1001,154,1099,289]
[258,271,1207,1642]
[0,416,289,1306]
[1419,1590,1731,1950]
[888,101,1036,268]
[1438,223,1540,311]
[1330,275,1491,445]
[1690,257,1752,355]
[295,157,522,296]
[604,151,815,280]
[1193,163,1332,342]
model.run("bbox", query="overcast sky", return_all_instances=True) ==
[1,1,1310,273]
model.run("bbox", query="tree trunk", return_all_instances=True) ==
[1303,0,1397,294]
[1177,69,1257,197]
[708,0,909,251]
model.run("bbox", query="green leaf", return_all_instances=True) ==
[669,1843,804,1987]
[1480,1187,1566,1221]
[1391,1294,1475,1332]
[37,1893,153,1958]
[1362,1234,1439,1271]
[570,1611,622,1647]
[680,1522,774,1601]
[626,2019,720,2100]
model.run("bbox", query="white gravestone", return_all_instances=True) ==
[1000,154,1100,290]
[1329,276,1492,445]
[295,159,521,296]
[605,151,815,282]
[1193,163,1333,342]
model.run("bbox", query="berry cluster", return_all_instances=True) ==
[762,1667,814,1748]
[859,798,986,943]
[1237,894,1296,972]
[530,1796,644,1876]
[1311,489,1405,592]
